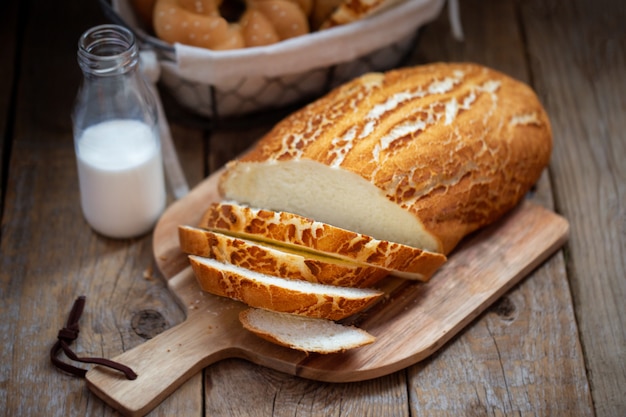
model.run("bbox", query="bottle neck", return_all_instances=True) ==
[77,24,138,77]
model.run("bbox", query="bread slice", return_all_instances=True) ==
[239,308,376,353]
[199,202,446,281]
[188,255,384,320]
[218,63,552,255]
[179,225,389,287]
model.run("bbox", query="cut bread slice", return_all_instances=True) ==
[240,308,376,353]
[188,255,384,320]
[198,202,446,281]
[179,225,388,287]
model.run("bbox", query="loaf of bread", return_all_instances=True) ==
[218,63,553,255]
[188,255,384,320]
[182,62,552,353]
[239,308,376,353]
[199,202,446,280]
[179,224,389,287]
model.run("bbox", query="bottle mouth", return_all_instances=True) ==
[78,24,138,75]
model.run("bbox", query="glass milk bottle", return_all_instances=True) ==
[72,24,166,239]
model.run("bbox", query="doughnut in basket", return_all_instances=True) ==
[152,0,311,49]
[131,0,413,50]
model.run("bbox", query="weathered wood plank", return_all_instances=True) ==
[4,0,623,415]
[205,359,410,417]
[0,0,205,416]
[0,0,20,209]
[520,0,626,416]
[403,0,594,414]
[0,0,100,414]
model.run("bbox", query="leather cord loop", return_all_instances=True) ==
[50,296,138,380]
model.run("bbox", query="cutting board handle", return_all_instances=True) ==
[85,268,238,417]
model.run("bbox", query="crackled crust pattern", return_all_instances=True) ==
[221,63,552,253]
[199,202,447,280]
[179,225,389,287]
[188,256,383,320]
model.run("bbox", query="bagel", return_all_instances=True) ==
[152,0,311,50]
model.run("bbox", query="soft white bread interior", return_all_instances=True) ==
[179,224,389,287]
[239,308,376,353]
[199,202,446,281]
[188,255,384,320]
[218,63,552,255]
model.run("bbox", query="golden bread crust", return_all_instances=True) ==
[178,225,389,287]
[219,63,552,254]
[188,256,383,320]
[199,202,447,280]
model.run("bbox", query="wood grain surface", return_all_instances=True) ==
[85,167,569,415]
[1,0,624,416]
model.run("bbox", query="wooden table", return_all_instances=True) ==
[1,0,624,416]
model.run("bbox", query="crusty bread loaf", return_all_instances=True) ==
[239,308,376,353]
[218,63,552,255]
[199,202,447,281]
[179,225,388,287]
[188,255,384,320]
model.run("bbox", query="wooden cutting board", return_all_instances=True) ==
[85,170,569,417]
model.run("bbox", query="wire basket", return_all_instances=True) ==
[99,0,446,119]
